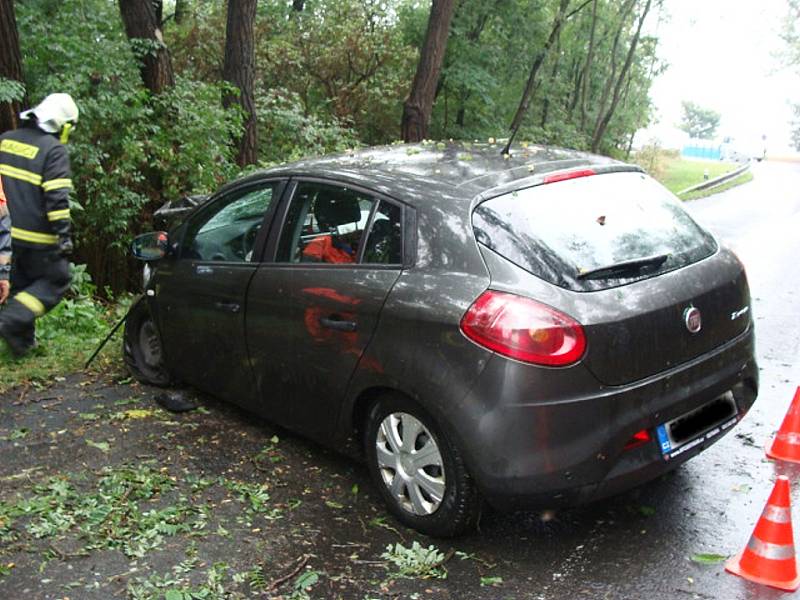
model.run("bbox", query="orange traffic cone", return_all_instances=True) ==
[725,475,800,591]
[767,387,800,463]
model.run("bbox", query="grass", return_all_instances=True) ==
[660,157,738,194]
[0,272,130,393]
[680,171,754,201]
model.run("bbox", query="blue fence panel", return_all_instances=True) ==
[681,144,721,160]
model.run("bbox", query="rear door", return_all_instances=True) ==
[154,180,283,405]
[245,179,405,440]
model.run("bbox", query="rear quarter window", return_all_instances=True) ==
[472,171,718,291]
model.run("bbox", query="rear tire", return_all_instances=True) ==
[123,299,172,386]
[364,394,481,537]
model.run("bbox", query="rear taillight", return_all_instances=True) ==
[460,290,586,366]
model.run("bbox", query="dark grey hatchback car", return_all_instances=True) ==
[126,143,758,536]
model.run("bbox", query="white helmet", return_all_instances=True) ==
[20,93,79,134]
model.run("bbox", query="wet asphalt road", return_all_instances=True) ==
[453,160,800,600]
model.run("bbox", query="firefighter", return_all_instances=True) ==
[0,93,78,357]
[0,178,10,305]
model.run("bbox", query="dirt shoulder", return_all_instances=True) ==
[0,373,514,600]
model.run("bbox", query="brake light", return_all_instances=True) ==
[543,168,596,184]
[623,429,652,451]
[460,291,586,366]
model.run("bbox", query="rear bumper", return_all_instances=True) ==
[454,326,758,511]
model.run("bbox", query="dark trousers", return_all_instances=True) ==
[0,244,70,347]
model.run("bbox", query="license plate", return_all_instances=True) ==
[656,391,738,461]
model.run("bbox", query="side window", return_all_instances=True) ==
[277,182,374,264]
[182,185,275,262]
[362,201,403,265]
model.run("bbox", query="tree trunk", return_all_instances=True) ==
[539,37,562,128]
[455,103,467,127]
[503,0,570,153]
[0,0,25,134]
[566,57,582,117]
[401,0,457,142]
[153,0,163,26]
[587,0,635,145]
[223,0,259,166]
[591,0,652,152]
[119,0,175,94]
[579,0,598,130]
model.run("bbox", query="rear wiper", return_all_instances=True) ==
[577,253,669,281]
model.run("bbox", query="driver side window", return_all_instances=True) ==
[181,184,275,262]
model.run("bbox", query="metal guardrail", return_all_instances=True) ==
[677,161,751,196]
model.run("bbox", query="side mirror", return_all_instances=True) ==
[131,231,170,261]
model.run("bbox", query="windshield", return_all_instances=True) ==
[472,171,718,292]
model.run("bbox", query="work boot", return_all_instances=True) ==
[0,323,35,358]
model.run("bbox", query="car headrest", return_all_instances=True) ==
[370,218,393,236]
[315,192,361,228]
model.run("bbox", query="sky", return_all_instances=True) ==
[641,0,797,154]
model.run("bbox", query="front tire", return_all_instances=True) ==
[364,394,481,537]
[123,299,172,386]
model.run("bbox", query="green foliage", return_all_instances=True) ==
[690,553,728,565]
[0,264,130,391]
[679,101,721,140]
[381,541,448,579]
[128,561,233,600]
[0,77,25,104]
[35,263,109,344]
[256,90,359,164]
[0,463,206,558]
[16,0,241,293]
[170,0,416,146]
[632,141,669,181]
[290,570,320,600]
[257,0,417,145]
[128,37,168,62]
[429,0,661,155]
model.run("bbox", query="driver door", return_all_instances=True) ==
[154,180,283,407]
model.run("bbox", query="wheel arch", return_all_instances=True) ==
[349,385,410,456]
[344,383,473,475]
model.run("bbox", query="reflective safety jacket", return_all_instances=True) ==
[0,123,72,249]
[0,178,10,280]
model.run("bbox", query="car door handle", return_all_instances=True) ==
[196,265,214,275]
[214,301,241,313]
[319,316,357,332]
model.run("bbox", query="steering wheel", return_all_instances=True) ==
[240,221,262,260]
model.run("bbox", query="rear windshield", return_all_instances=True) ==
[472,171,718,292]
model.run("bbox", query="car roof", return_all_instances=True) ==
[231,142,630,206]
